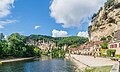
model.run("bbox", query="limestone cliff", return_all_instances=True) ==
[26,39,56,50]
[89,0,120,41]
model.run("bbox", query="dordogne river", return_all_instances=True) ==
[0,57,76,72]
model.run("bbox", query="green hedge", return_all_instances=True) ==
[102,53,107,57]
[115,54,120,58]
[101,42,108,49]
[107,49,116,57]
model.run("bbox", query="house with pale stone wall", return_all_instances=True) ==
[108,30,120,54]
[109,41,120,54]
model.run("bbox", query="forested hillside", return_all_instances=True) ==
[0,33,88,58]
[27,34,88,48]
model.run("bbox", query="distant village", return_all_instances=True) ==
[26,29,120,57]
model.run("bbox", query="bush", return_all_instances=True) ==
[108,17,115,23]
[107,49,111,57]
[107,49,116,57]
[85,67,92,72]
[100,37,107,41]
[92,13,97,19]
[99,48,104,56]
[70,44,77,48]
[107,35,112,41]
[101,42,108,49]
[104,0,114,8]
[115,54,120,58]
[102,53,107,57]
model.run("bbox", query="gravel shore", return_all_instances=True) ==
[0,57,35,63]
[66,54,118,71]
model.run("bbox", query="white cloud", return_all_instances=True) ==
[0,0,15,18]
[4,35,8,40]
[88,21,92,26]
[52,29,68,37]
[35,26,40,29]
[50,0,106,28]
[77,31,88,37]
[0,20,17,28]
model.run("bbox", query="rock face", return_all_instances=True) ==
[26,39,67,51]
[89,0,120,41]
[26,39,56,50]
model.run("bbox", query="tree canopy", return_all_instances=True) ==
[0,33,88,58]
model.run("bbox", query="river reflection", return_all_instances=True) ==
[0,57,76,72]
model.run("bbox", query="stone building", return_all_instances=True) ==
[109,30,120,54]
[109,41,120,54]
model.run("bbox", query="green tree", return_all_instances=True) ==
[101,42,108,49]
[34,47,40,56]
[100,37,107,41]
[104,0,114,8]
[0,33,4,40]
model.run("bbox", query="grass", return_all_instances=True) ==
[85,66,112,72]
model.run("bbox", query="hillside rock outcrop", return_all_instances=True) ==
[89,0,120,41]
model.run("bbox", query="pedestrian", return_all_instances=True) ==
[93,49,96,58]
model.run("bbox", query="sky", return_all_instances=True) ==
[0,0,106,37]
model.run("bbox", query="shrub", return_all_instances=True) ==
[107,35,112,41]
[100,37,107,41]
[92,13,97,19]
[111,49,116,57]
[101,42,108,49]
[109,24,112,26]
[70,44,77,48]
[115,54,120,58]
[108,17,115,23]
[99,48,104,56]
[102,53,107,57]
[85,67,92,72]
[112,32,114,36]
[104,0,114,8]
[107,49,116,57]
[107,49,111,57]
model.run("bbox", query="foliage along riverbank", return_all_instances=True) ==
[0,33,88,59]
[0,34,40,58]
[41,48,66,58]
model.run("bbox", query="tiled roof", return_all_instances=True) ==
[94,41,103,45]
[68,48,78,51]
[109,40,120,44]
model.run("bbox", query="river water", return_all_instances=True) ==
[0,57,76,72]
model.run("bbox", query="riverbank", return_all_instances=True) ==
[0,57,35,64]
[71,54,117,67]
[65,54,88,71]
[66,54,119,71]
[70,57,87,71]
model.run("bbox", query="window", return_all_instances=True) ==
[112,45,114,48]
[110,45,112,48]
[110,45,114,48]
[115,44,117,48]
[119,43,120,47]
